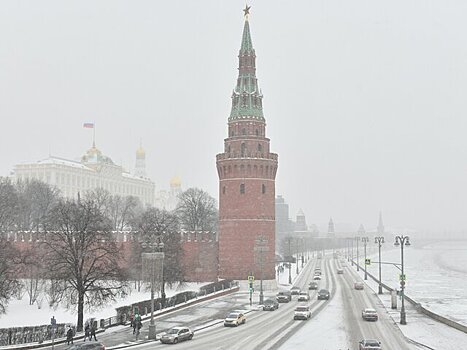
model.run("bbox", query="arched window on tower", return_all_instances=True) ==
[255,129,259,136]
[258,143,262,152]
[262,184,266,194]
[241,143,246,157]
[240,183,245,194]
[242,128,246,135]
[223,186,226,195]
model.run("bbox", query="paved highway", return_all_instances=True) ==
[43,254,419,350]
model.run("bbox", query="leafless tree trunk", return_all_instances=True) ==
[42,198,129,331]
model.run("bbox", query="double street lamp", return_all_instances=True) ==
[141,238,165,340]
[374,236,385,294]
[394,235,410,325]
[361,237,369,280]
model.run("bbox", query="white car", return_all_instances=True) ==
[224,312,246,327]
[359,339,382,350]
[298,292,310,301]
[362,308,378,321]
[313,275,322,280]
[294,305,311,320]
[354,282,364,290]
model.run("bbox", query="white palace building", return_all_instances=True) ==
[13,142,155,206]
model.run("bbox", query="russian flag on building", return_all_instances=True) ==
[83,122,94,128]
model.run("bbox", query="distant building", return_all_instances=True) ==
[155,176,183,211]
[13,143,155,206]
[328,217,335,237]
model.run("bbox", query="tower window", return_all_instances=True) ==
[241,143,246,157]
[230,130,234,137]
[240,183,245,194]
[223,186,226,194]
[255,129,259,136]
[242,128,246,135]
[262,184,266,194]
[258,143,262,152]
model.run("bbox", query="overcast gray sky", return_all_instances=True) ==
[1,0,466,233]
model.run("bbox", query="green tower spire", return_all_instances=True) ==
[229,9,264,121]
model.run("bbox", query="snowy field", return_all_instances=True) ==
[0,282,206,328]
[364,239,467,326]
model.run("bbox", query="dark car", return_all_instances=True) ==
[263,299,279,311]
[276,291,292,303]
[317,289,330,300]
[69,342,105,350]
[308,282,318,290]
[160,327,194,344]
[290,286,301,295]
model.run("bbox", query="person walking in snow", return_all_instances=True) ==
[66,327,73,345]
[89,324,97,341]
[84,324,90,342]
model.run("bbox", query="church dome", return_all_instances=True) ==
[170,175,181,187]
[136,145,146,158]
[81,144,114,165]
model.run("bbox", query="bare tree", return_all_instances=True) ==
[16,179,60,231]
[0,237,20,314]
[20,242,46,305]
[132,208,183,306]
[43,198,128,331]
[176,188,218,231]
[0,178,19,231]
[108,195,142,231]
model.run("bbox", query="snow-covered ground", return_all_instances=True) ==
[363,239,467,326]
[0,282,206,328]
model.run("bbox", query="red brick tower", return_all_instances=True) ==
[216,9,278,281]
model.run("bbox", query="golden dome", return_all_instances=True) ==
[136,146,145,157]
[170,175,181,187]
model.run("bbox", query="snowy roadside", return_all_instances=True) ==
[344,259,467,350]
[0,282,207,328]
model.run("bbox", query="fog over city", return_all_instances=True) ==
[1,0,466,233]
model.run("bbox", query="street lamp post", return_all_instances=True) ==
[301,238,305,268]
[374,236,385,294]
[286,237,292,284]
[361,237,369,280]
[141,239,164,340]
[355,236,360,271]
[394,235,411,325]
[351,238,354,265]
[295,239,299,275]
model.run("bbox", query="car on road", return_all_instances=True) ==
[308,281,318,290]
[317,289,330,300]
[298,292,310,301]
[290,286,301,295]
[224,312,246,327]
[317,253,322,259]
[293,305,311,320]
[263,299,279,311]
[160,327,194,344]
[362,308,378,321]
[337,268,344,274]
[276,291,292,303]
[313,275,322,280]
[69,342,105,350]
[354,282,364,290]
[359,339,382,349]
[314,269,322,275]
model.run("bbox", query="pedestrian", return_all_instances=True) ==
[84,324,90,342]
[90,324,97,341]
[132,313,140,334]
[66,327,73,345]
[129,312,134,329]
[135,318,142,340]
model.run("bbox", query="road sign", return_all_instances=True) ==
[248,275,255,282]
[399,274,406,281]
[365,258,371,265]
[400,280,406,286]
